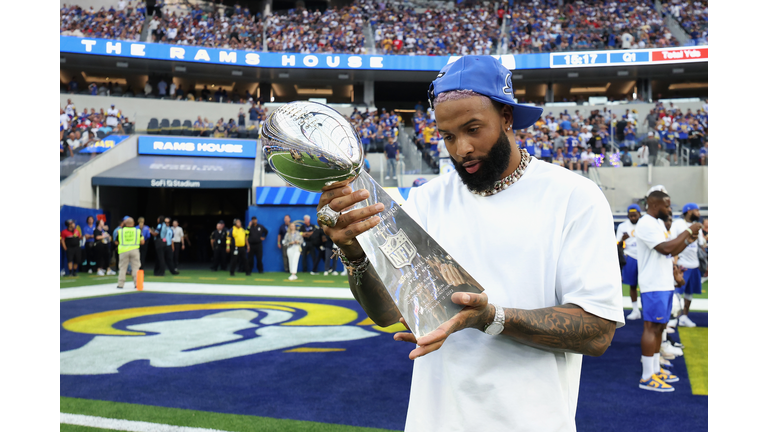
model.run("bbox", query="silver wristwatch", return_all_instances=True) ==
[484,304,505,336]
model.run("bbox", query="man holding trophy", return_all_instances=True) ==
[262,56,624,432]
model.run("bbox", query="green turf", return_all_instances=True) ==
[678,327,708,396]
[60,397,400,432]
[60,425,116,432]
[61,270,351,289]
[621,281,708,299]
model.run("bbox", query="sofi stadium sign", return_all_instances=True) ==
[60,36,707,71]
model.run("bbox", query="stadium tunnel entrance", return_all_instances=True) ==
[93,155,253,267]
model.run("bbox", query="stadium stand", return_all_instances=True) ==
[59,1,145,40]
[61,0,692,56]
[369,1,501,56]
[661,0,708,45]
[60,100,134,158]
[504,0,677,54]
[408,99,707,173]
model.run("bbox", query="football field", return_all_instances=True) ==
[60,271,708,431]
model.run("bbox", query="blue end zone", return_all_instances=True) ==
[61,293,414,430]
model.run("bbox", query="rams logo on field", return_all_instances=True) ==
[60,301,403,375]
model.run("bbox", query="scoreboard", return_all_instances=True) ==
[551,47,708,68]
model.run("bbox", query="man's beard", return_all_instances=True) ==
[450,128,512,193]
[658,211,671,223]
[689,214,700,222]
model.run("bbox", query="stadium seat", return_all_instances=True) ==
[181,120,193,136]
[160,119,171,135]
[147,118,159,135]
[170,119,182,136]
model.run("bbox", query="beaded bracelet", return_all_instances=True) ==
[332,248,370,286]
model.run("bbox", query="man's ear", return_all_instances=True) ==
[500,104,515,130]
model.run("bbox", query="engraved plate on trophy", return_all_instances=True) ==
[262,101,484,339]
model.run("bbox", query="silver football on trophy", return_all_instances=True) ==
[261,101,364,192]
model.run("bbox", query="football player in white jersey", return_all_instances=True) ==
[617,204,642,319]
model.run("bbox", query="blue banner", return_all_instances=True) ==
[78,135,129,154]
[60,36,550,71]
[138,136,258,158]
[60,36,706,71]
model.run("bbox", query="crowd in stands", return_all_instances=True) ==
[146,3,265,51]
[145,1,367,54]
[409,99,707,176]
[368,1,500,56]
[61,0,690,56]
[346,107,402,153]
[60,1,145,41]
[60,100,134,159]
[266,5,367,54]
[662,0,708,44]
[505,0,677,54]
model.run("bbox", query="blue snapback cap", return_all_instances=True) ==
[123,215,130,221]
[627,204,641,213]
[682,203,699,214]
[428,56,543,130]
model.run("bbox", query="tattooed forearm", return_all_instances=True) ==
[348,264,402,327]
[501,304,616,357]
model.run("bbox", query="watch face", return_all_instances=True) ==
[485,322,503,336]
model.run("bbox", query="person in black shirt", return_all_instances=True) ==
[277,215,292,272]
[60,220,82,276]
[299,215,320,274]
[247,216,268,274]
[210,221,228,271]
[92,219,112,275]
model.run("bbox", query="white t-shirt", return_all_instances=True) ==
[106,108,120,127]
[172,226,184,243]
[615,220,638,259]
[635,214,674,293]
[669,218,705,268]
[60,113,70,130]
[401,158,624,432]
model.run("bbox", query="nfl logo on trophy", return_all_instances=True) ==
[378,229,417,269]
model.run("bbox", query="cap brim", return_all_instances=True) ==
[490,98,543,130]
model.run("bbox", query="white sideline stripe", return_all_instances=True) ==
[60,413,229,432]
[60,283,355,301]
[60,283,709,312]
[622,296,708,312]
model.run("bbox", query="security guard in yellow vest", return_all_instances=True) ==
[227,218,250,276]
[116,217,145,289]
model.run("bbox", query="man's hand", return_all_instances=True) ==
[226,247,230,253]
[317,178,384,260]
[621,232,630,241]
[182,244,185,250]
[689,222,702,237]
[394,292,493,360]
[277,243,282,249]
